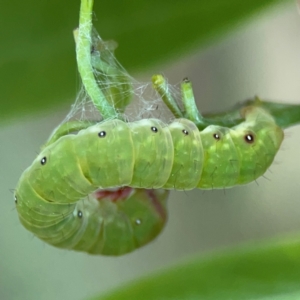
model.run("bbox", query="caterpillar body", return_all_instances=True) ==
[15,0,295,256]
[15,106,283,254]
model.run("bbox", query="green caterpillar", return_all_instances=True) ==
[14,0,291,256]
[15,105,283,254]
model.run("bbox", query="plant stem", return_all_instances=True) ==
[76,0,117,119]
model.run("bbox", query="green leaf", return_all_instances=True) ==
[95,238,300,300]
[0,0,290,123]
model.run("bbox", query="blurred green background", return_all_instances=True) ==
[1,0,300,299]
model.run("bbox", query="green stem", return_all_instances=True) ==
[75,28,133,114]
[204,97,300,130]
[153,74,243,130]
[244,98,300,129]
[76,0,117,119]
[153,74,300,130]
[152,75,183,118]
[181,78,201,123]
